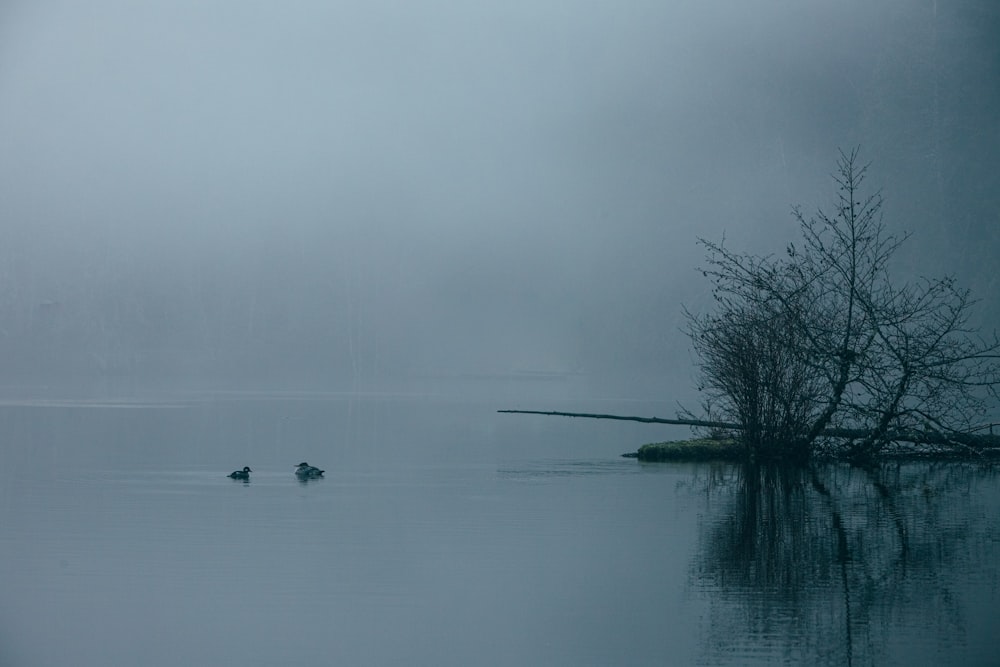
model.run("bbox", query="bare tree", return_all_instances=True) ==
[686,290,826,461]
[689,149,1000,461]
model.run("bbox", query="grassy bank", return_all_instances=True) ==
[632,438,744,462]
[627,437,1000,463]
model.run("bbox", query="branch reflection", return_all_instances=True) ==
[692,461,1000,665]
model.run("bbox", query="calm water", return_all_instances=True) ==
[1,392,998,666]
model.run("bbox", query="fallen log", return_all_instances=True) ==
[496,409,738,429]
[497,410,1000,449]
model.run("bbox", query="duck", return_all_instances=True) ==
[295,462,325,478]
[228,466,252,480]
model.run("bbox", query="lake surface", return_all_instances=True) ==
[1,391,998,666]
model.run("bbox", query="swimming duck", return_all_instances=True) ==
[228,466,252,480]
[295,462,325,478]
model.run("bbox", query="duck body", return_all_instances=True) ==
[295,462,325,478]
[228,466,252,480]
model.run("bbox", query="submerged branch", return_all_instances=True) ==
[497,409,1000,450]
[497,409,740,430]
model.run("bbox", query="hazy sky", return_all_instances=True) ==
[1,0,997,395]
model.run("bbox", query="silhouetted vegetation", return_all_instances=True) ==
[687,149,1000,463]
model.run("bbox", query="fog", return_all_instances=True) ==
[3,6,1000,665]
[1,0,998,401]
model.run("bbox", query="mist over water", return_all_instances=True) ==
[1,395,998,666]
[2,1,999,665]
[0,395,698,666]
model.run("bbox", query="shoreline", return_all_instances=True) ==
[624,438,1000,463]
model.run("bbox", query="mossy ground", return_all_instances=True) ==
[629,437,1000,463]
[634,438,744,462]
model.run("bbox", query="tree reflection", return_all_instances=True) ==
[693,461,1000,665]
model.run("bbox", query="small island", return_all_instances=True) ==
[629,437,743,462]
[504,151,1000,466]
[624,434,1000,463]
